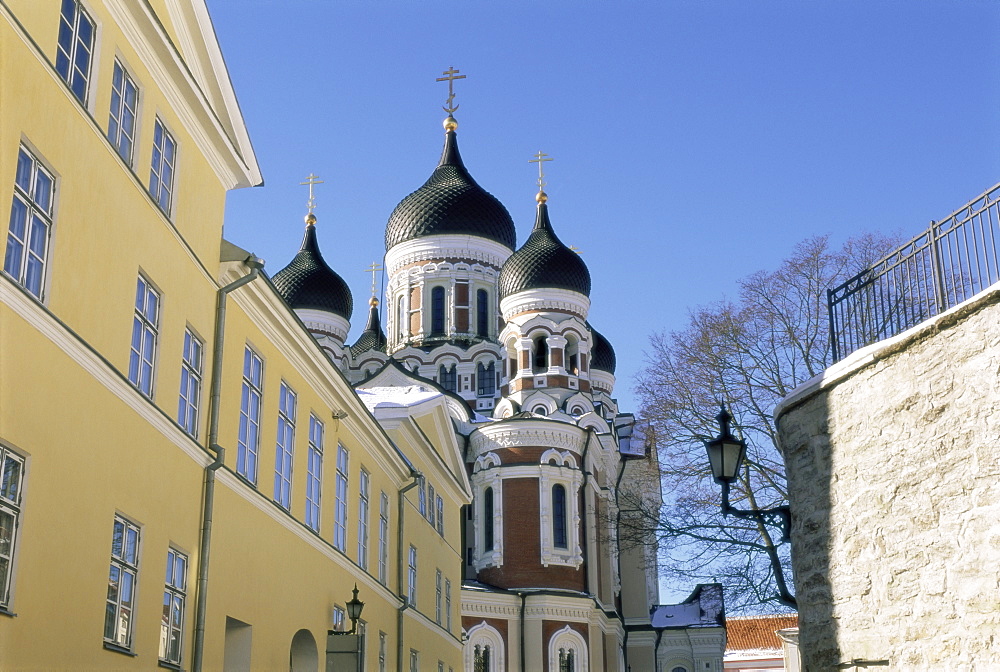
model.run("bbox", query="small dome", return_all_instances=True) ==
[498,201,591,299]
[272,223,353,319]
[589,326,617,374]
[350,299,388,357]
[385,129,516,251]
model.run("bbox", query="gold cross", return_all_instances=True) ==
[364,262,383,298]
[300,173,324,215]
[436,66,466,114]
[529,151,553,192]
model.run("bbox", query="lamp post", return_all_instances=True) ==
[705,406,796,608]
[345,584,365,635]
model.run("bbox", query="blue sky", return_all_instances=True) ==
[211,0,999,416]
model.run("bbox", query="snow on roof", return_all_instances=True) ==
[725,614,798,653]
[356,385,441,411]
[651,583,725,629]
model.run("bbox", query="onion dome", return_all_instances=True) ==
[498,199,591,299]
[385,124,516,251]
[589,325,617,374]
[272,216,354,320]
[351,298,388,357]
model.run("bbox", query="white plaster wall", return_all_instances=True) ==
[776,286,1000,670]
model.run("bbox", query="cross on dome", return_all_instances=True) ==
[300,173,324,222]
[436,66,466,115]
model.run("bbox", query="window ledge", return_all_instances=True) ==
[0,606,16,618]
[158,659,184,671]
[103,641,137,657]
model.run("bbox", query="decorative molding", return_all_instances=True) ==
[500,288,590,322]
[386,236,511,275]
[470,422,587,455]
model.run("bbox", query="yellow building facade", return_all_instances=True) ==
[0,1,467,670]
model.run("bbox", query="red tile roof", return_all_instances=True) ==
[726,615,798,651]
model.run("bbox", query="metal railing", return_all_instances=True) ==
[828,182,1000,361]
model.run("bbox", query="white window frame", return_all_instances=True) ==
[128,274,160,398]
[305,416,323,532]
[445,579,451,632]
[407,545,417,607]
[548,625,588,672]
[4,145,55,301]
[409,650,419,672]
[464,622,505,672]
[55,0,96,104]
[177,328,203,437]
[378,492,389,584]
[0,446,25,608]
[357,469,370,568]
[471,453,502,570]
[159,547,187,665]
[418,480,427,517]
[435,495,444,536]
[378,632,387,672]
[427,483,435,528]
[149,118,177,215]
[105,515,140,650]
[237,346,263,483]
[334,443,349,551]
[435,569,442,625]
[539,451,584,568]
[107,59,139,164]
[332,605,345,632]
[272,382,296,509]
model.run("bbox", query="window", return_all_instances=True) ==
[418,481,427,517]
[477,361,495,397]
[409,650,419,672]
[105,515,140,649]
[358,470,370,568]
[407,545,417,606]
[439,365,457,393]
[128,275,160,398]
[474,645,491,672]
[445,579,451,632]
[558,648,576,672]
[332,606,345,632]
[378,632,387,672]
[159,548,187,665]
[0,447,25,608]
[273,383,296,509]
[237,347,263,483]
[435,495,444,536]
[334,444,349,551]
[396,295,406,340]
[177,329,203,437]
[483,487,494,552]
[552,484,567,549]
[435,569,442,624]
[476,289,489,338]
[149,119,177,214]
[378,492,389,584]
[107,61,138,163]
[55,0,95,103]
[305,417,323,532]
[533,335,548,371]
[4,146,54,300]
[427,484,435,527]
[430,286,445,335]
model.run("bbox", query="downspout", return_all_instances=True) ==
[614,454,630,672]
[397,469,423,672]
[518,592,527,672]
[580,430,594,595]
[192,256,264,672]
[654,628,664,672]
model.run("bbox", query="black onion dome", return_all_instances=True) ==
[589,325,617,374]
[385,130,516,251]
[272,224,353,319]
[498,201,591,299]
[350,300,388,357]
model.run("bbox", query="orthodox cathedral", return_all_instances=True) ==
[269,85,726,671]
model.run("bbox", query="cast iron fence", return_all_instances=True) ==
[828,182,1000,361]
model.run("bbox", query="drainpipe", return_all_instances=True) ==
[518,592,527,672]
[580,430,594,595]
[192,256,264,672]
[397,469,423,672]
[614,453,631,672]
[654,627,664,672]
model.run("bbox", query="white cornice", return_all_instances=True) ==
[500,288,590,321]
[470,421,587,455]
[386,236,512,275]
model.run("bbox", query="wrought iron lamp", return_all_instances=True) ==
[704,406,791,542]
[345,584,365,635]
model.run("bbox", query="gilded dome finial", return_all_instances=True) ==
[300,172,324,226]
[365,261,383,302]
[436,66,466,130]
[529,150,553,203]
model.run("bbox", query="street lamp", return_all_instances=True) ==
[704,406,791,543]
[345,584,365,635]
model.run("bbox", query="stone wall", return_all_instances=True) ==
[775,285,1000,670]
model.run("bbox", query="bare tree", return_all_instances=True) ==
[628,234,898,613]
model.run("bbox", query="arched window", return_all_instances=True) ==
[483,487,494,552]
[477,361,496,397]
[439,365,457,393]
[396,295,406,340]
[566,336,580,375]
[474,644,491,672]
[476,289,489,338]
[552,484,567,548]
[671,667,689,672]
[533,335,548,371]
[558,648,575,672]
[430,286,446,336]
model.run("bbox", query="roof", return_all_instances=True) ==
[385,128,516,251]
[498,201,591,299]
[350,300,388,356]
[271,223,353,319]
[651,583,725,629]
[725,615,799,653]
[589,325,616,373]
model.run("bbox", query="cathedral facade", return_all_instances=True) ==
[270,106,727,671]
